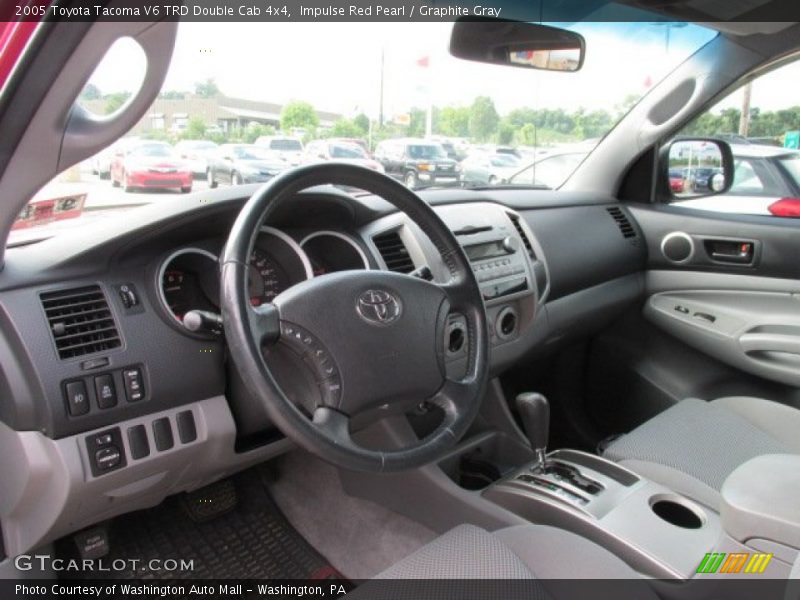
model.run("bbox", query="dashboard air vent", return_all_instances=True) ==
[606,207,637,240]
[40,285,121,360]
[372,230,415,273]
[508,213,536,259]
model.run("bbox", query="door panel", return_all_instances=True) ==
[585,203,800,435]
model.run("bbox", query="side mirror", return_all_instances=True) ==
[663,138,734,200]
[450,18,584,73]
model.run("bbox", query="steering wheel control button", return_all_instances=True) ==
[319,377,343,405]
[127,425,150,460]
[176,410,198,443]
[280,321,341,384]
[85,428,126,476]
[153,417,174,451]
[94,374,117,409]
[122,367,145,402]
[65,380,90,416]
[356,289,402,325]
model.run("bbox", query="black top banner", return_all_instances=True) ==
[6,0,800,22]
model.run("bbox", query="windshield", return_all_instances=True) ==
[233,146,276,161]
[330,144,367,159]
[269,139,303,151]
[408,144,447,160]
[491,155,520,167]
[129,143,173,158]
[10,20,715,245]
[778,154,800,188]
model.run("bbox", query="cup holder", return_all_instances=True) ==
[649,494,705,529]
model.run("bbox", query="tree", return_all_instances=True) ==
[242,123,275,144]
[194,78,220,98]
[80,83,101,101]
[353,113,370,134]
[104,92,131,114]
[517,123,537,146]
[280,101,319,133]
[469,96,500,142]
[438,106,470,137]
[330,119,364,139]
[497,120,515,145]
[182,116,207,140]
[407,108,427,138]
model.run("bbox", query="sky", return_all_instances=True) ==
[86,21,731,122]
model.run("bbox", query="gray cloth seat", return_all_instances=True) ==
[350,523,658,599]
[603,397,800,510]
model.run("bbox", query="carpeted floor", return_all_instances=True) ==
[268,450,437,580]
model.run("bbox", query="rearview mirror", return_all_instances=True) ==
[664,139,734,199]
[450,18,584,73]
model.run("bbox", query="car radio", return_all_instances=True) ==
[464,235,529,301]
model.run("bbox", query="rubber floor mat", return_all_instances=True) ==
[58,466,340,581]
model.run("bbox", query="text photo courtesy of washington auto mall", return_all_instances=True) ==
[2,0,800,599]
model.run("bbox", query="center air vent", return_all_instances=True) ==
[372,230,415,273]
[606,206,638,241]
[40,285,121,360]
[508,213,536,259]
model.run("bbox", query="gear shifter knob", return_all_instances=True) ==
[516,392,550,468]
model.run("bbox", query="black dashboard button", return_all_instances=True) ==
[176,411,197,443]
[153,417,174,451]
[95,446,121,471]
[127,425,150,459]
[85,428,126,476]
[122,367,145,402]
[65,380,90,416]
[94,374,117,409]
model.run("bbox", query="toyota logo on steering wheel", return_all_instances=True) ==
[356,289,402,325]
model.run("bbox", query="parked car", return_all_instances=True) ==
[174,140,219,177]
[674,144,800,216]
[459,152,522,185]
[110,141,192,193]
[304,139,384,172]
[254,136,304,166]
[668,168,686,193]
[207,144,287,187]
[373,138,459,189]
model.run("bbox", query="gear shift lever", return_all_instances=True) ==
[516,392,550,469]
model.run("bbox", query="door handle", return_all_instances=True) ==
[739,333,800,355]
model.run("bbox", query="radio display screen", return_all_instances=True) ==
[464,241,507,261]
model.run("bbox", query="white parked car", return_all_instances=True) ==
[255,136,305,166]
[673,144,800,216]
[174,140,219,177]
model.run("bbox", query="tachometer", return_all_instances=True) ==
[157,248,220,324]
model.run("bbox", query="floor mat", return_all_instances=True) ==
[57,466,342,581]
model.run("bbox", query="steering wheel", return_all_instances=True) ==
[221,163,488,472]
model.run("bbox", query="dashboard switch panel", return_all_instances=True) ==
[94,374,117,409]
[176,411,197,444]
[85,427,126,476]
[65,380,90,417]
[122,367,145,402]
[127,425,150,459]
[153,417,174,451]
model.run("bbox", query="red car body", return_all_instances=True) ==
[110,142,193,192]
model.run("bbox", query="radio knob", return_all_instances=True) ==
[502,236,520,254]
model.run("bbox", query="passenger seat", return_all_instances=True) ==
[602,397,800,510]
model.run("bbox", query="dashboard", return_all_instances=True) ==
[0,185,646,557]
[156,227,369,327]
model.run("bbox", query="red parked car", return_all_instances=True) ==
[110,141,192,193]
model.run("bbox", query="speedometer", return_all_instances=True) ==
[248,247,289,305]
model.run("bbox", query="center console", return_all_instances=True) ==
[485,448,721,579]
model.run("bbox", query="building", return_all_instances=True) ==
[81,94,342,135]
